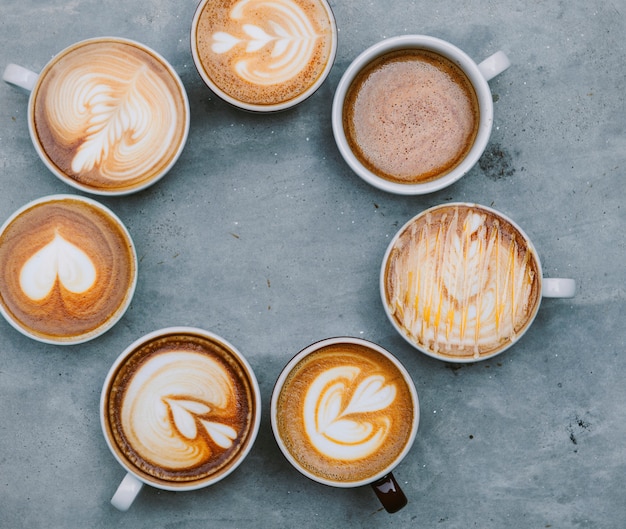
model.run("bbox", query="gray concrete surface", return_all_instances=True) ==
[0,1,624,528]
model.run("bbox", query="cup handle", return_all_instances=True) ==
[542,278,576,298]
[3,63,38,92]
[111,472,144,511]
[477,51,511,82]
[371,472,408,513]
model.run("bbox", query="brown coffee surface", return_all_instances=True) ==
[32,39,187,192]
[343,49,479,184]
[383,204,541,359]
[193,0,334,106]
[275,342,414,483]
[0,198,135,342]
[104,332,256,486]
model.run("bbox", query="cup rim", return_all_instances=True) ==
[0,193,138,345]
[270,336,420,488]
[99,326,262,492]
[190,0,338,113]
[27,36,190,196]
[379,202,544,363]
[331,34,494,195]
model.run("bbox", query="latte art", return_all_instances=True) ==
[383,204,541,359]
[0,196,136,343]
[32,39,188,193]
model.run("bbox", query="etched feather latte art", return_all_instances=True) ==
[385,205,539,358]
[19,232,96,301]
[303,366,396,460]
[120,351,241,471]
[211,0,322,85]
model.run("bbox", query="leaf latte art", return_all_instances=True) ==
[33,39,188,192]
[384,204,541,359]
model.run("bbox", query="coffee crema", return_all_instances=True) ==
[193,0,335,107]
[104,331,257,486]
[31,39,188,193]
[383,204,541,360]
[275,342,415,483]
[0,196,136,343]
[343,49,479,184]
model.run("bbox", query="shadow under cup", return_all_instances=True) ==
[271,337,420,513]
[100,328,261,511]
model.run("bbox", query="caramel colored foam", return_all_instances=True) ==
[275,343,414,483]
[384,205,541,359]
[0,198,135,342]
[32,39,187,192]
[194,0,334,106]
[343,50,479,184]
[104,332,256,486]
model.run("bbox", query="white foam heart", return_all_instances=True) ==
[19,233,97,300]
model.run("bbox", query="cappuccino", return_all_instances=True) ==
[382,204,541,360]
[192,0,337,110]
[102,329,259,487]
[343,49,479,184]
[30,38,189,194]
[0,195,136,344]
[273,340,416,484]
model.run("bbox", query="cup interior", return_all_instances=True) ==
[332,35,495,194]
[380,203,544,362]
[271,337,419,488]
[100,327,261,491]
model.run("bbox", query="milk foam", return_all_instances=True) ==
[120,350,241,471]
[19,232,96,300]
[385,206,539,358]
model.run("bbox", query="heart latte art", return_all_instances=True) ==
[32,39,188,193]
[0,196,136,343]
[275,343,415,483]
[383,204,541,360]
[193,0,335,106]
[104,332,257,485]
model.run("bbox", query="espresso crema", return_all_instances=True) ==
[193,0,335,106]
[275,342,415,483]
[104,332,257,485]
[0,197,136,343]
[32,39,188,193]
[343,49,479,184]
[383,204,541,360]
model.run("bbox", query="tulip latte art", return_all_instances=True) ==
[275,343,415,483]
[383,204,541,359]
[104,332,257,485]
[32,39,188,193]
[0,197,136,343]
[193,0,335,106]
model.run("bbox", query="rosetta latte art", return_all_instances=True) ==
[304,366,396,461]
[211,0,322,86]
[120,351,241,472]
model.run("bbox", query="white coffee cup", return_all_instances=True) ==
[380,203,576,362]
[100,327,261,511]
[271,337,420,513]
[3,37,190,195]
[332,35,511,194]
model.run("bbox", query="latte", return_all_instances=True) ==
[382,204,541,360]
[273,340,417,484]
[0,195,137,344]
[343,49,479,184]
[102,329,259,487]
[191,0,337,110]
[30,38,189,194]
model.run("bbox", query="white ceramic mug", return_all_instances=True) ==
[271,337,420,513]
[3,37,190,195]
[100,327,262,511]
[332,35,511,194]
[380,203,576,362]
